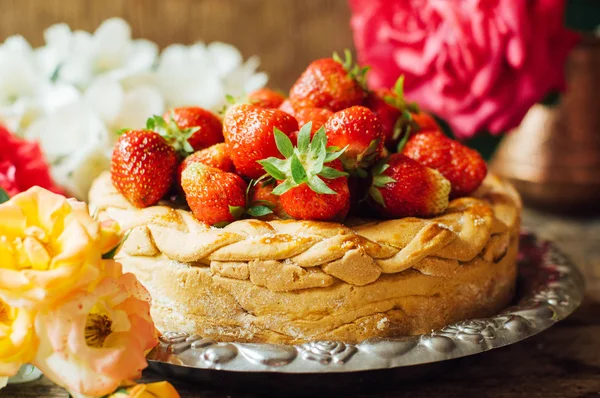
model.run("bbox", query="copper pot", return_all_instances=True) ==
[491,36,600,212]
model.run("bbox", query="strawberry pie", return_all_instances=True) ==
[89,51,521,344]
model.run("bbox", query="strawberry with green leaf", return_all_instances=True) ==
[369,153,451,219]
[181,163,248,226]
[223,104,298,179]
[324,105,384,177]
[365,76,420,149]
[164,106,224,151]
[401,130,487,198]
[111,129,179,208]
[289,49,368,112]
[258,122,350,221]
[249,179,287,219]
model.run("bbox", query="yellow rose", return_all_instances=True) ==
[107,381,181,398]
[0,297,37,377]
[33,261,158,398]
[0,187,120,309]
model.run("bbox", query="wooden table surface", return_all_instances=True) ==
[4,208,600,398]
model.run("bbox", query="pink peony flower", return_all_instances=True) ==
[349,0,579,139]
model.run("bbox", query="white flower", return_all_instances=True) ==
[24,100,113,199]
[0,35,80,133]
[84,78,164,133]
[42,18,158,89]
[155,42,267,112]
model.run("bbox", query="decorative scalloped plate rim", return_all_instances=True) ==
[147,232,584,374]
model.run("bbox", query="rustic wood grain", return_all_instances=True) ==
[4,208,600,398]
[0,0,354,90]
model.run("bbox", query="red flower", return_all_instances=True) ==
[349,0,579,139]
[0,124,64,196]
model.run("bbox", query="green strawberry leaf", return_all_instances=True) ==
[393,75,405,99]
[319,166,347,179]
[274,128,294,158]
[371,158,390,176]
[229,205,245,220]
[373,175,396,188]
[0,188,10,204]
[246,205,273,217]
[102,231,131,260]
[290,153,308,184]
[258,158,287,181]
[324,147,346,163]
[311,142,327,175]
[116,128,130,136]
[369,186,386,207]
[311,126,328,150]
[297,122,312,153]
[272,179,295,196]
[307,175,337,195]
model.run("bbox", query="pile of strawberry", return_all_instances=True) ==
[111,51,487,227]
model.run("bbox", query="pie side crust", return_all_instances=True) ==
[89,172,522,344]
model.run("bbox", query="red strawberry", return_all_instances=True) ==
[293,107,333,136]
[259,123,350,221]
[278,99,296,116]
[181,163,247,226]
[401,130,487,198]
[111,130,178,208]
[165,106,223,151]
[365,76,422,149]
[223,104,298,179]
[411,111,440,132]
[369,153,450,219]
[250,180,287,219]
[177,143,234,189]
[324,105,384,176]
[248,88,286,109]
[180,143,234,174]
[289,50,367,112]
[365,89,402,148]
[280,173,349,221]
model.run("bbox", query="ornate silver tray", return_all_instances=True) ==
[147,232,584,376]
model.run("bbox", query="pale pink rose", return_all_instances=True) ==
[33,261,158,398]
[349,0,579,138]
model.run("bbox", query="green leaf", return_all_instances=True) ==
[311,142,327,175]
[319,166,347,179]
[246,205,273,217]
[273,128,294,158]
[213,221,230,228]
[394,75,405,99]
[229,205,245,220]
[258,158,287,181]
[311,126,327,150]
[272,179,296,195]
[290,153,308,184]
[396,126,411,153]
[369,186,386,206]
[324,147,346,163]
[225,94,236,104]
[355,167,368,179]
[0,188,9,204]
[297,122,312,153]
[392,115,405,141]
[307,176,337,195]
[252,199,275,208]
[373,175,396,188]
[116,128,130,136]
[371,159,390,176]
[332,51,343,65]
[102,231,131,260]
[146,117,156,130]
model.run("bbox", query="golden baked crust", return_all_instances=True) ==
[89,172,521,344]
